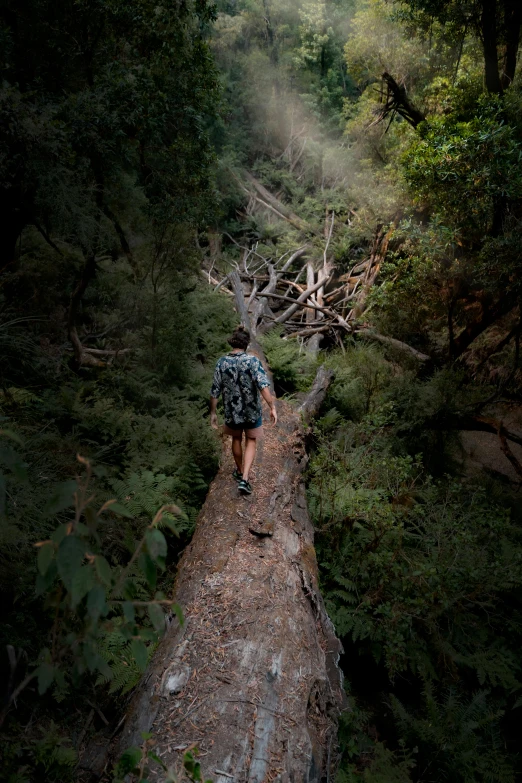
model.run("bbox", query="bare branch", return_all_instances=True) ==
[281,246,308,274]
[285,325,332,339]
[354,329,431,361]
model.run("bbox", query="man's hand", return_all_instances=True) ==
[209,397,219,430]
[260,386,277,426]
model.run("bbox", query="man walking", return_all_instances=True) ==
[210,326,277,495]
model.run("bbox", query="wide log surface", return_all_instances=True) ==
[116,397,345,782]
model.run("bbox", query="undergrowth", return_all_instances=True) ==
[289,340,522,783]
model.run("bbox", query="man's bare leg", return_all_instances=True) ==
[242,436,257,482]
[231,435,243,472]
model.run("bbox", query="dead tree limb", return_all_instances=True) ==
[298,365,335,423]
[230,170,312,234]
[373,73,426,129]
[286,325,332,339]
[68,254,106,368]
[431,414,522,449]
[259,276,334,331]
[498,427,522,482]
[355,329,431,362]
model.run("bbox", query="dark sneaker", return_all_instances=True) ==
[238,479,252,495]
[232,469,243,482]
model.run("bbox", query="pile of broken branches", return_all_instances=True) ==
[205,205,430,363]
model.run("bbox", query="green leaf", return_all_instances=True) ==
[56,535,85,589]
[139,552,157,589]
[95,555,112,587]
[87,584,107,621]
[0,428,23,445]
[51,524,69,545]
[36,662,55,695]
[45,480,78,516]
[37,542,55,576]
[162,516,180,536]
[148,603,165,633]
[145,529,167,561]
[71,565,96,607]
[131,639,148,672]
[116,747,142,775]
[108,501,134,519]
[148,750,167,770]
[35,561,58,596]
[183,751,202,782]
[123,601,135,624]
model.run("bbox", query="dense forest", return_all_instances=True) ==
[1,0,522,780]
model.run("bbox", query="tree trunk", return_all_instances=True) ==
[0,198,27,272]
[114,372,346,782]
[481,0,503,94]
[501,0,521,89]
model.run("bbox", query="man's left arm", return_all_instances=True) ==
[260,385,277,425]
[253,359,277,425]
[209,395,220,430]
[210,364,221,430]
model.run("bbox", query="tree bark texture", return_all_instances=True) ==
[501,0,522,89]
[481,0,503,94]
[115,383,346,782]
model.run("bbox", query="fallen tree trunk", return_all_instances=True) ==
[114,368,345,782]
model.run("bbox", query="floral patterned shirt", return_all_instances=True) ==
[211,351,270,425]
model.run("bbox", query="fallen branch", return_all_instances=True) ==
[285,325,332,339]
[257,289,352,334]
[298,365,335,423]
[354,329,431,362]
[434,414,522,449]
[498,427,522,482]
[230,171,312,233]
[244,172,310,231]
[373,72,426,129]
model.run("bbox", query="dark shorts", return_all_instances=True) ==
[223,416,263,439]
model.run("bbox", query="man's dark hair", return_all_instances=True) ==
[228,325,250,349]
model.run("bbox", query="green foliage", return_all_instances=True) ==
[403,100,522,237]
[113,737,213,783]
[0,0,219,257]
[26,457,184,700]
[309,344,522,781]
[96,625,154,695]
[390,688,515,783]
[3,723,78,783]
[261,330,319,394]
